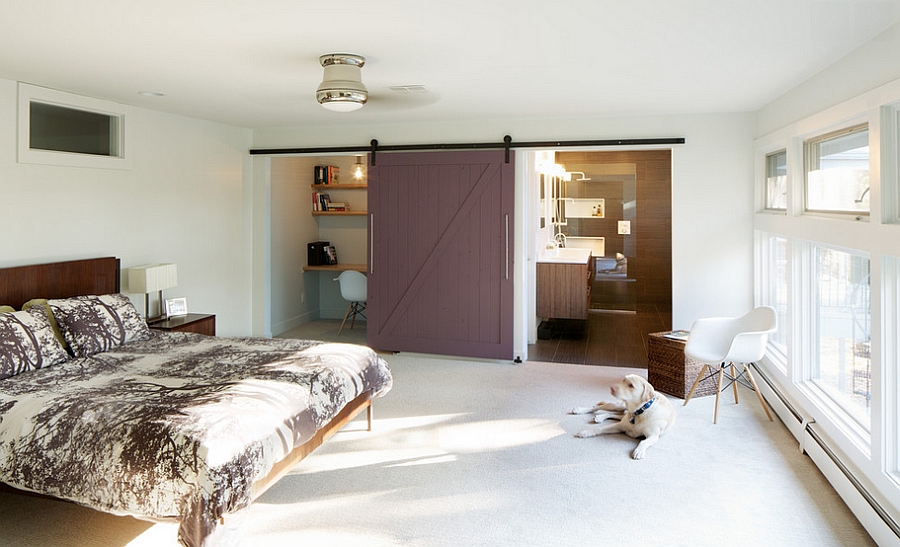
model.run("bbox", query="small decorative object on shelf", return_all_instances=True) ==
[164,297,188,317]
[325,245,338,265]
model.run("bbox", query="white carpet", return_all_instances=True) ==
[0,352,874,547]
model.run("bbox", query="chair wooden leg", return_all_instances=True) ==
[683,364,709,406]
[714,365,725,424]
[349,302,358,330]
[731,364,740,404]
[744,365,774,422]
[338,303,353,335]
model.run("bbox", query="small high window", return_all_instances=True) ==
[804,124,869,216]
[29,102,119,157]
[17,83,131,170]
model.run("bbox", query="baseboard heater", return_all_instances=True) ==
[751,363,900,545]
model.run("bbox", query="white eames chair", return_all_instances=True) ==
[682,306,777,424]
[334,270,367,335]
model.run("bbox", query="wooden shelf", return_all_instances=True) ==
[312,210,367,216]
[302,263,367,272]
[311,184,367,190]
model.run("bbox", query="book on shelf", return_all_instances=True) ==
[327,202,349,211]
[311,192,332,211]
[314,165,340,185]
[661,329,690,341]
[324,245,338,265]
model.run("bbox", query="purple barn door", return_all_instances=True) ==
[367,150,514,359]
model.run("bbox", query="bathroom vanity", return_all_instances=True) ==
[536,247,594,320]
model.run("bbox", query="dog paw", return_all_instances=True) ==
[570,407,590,415]
[575,430,592,438]
[631,447,647,460]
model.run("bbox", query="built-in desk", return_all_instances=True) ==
[302,264,367,273]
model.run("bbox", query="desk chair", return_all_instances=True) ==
[334,270,367,335]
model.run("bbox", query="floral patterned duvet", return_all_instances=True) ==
[0,332,392,546]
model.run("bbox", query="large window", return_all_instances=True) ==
[804,124,869,215]
[765,150,787,211]
[809,245,871,428]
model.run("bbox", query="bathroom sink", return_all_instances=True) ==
[537,247,592,264]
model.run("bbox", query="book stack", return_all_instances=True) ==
[312,192,331,211]
[314,165,340,185]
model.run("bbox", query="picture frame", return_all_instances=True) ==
[325,245,338,265]
[165,297,188,317]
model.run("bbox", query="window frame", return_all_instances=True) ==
[804,242,872,427]
[17,82,133,170]
[802,123,870,218]
[764,149,788,212]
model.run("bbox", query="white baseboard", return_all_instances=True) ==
[271,310,317,337]
[752,364,900,547]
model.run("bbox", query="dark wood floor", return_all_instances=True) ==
[527,304,671,368]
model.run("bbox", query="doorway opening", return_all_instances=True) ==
[529,149,673,368]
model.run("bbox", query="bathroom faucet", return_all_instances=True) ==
[554,232,567,248]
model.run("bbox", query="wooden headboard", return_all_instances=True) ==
[0,257,121,309]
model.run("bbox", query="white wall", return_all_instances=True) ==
[0,78,254,336]
[254,112,756,353]
[756,20,900,138]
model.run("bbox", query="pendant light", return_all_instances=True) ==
[353,155,365,180]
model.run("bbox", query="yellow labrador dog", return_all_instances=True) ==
[571,374,676,459]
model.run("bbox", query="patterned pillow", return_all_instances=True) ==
[49,294,150,357]
[0,306,70,379]
[22,298,69,352]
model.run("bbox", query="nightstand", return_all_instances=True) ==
[149,313,216,336]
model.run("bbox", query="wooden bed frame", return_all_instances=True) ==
[0,256,373,537]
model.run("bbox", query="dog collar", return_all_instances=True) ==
[630,397,656,424]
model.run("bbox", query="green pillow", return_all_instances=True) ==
[22,298,69,352]
[0,305,15,314]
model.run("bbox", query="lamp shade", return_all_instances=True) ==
[316,54,367,112]
[128,263,177,293]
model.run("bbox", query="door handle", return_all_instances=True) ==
[369,213,374,274]
[505,214,510,280]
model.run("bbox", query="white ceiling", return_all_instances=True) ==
[2,1,899,129]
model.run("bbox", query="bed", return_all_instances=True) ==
[0,257,392,547]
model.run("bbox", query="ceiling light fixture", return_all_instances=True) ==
[316,53,367,112]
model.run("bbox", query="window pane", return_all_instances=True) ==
[805,125,869,214]
[29,101,117,157]
[812,246,870,427]
[762,234,788,357]
[765,150,787,210]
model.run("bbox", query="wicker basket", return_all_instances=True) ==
[647,332,717,399]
